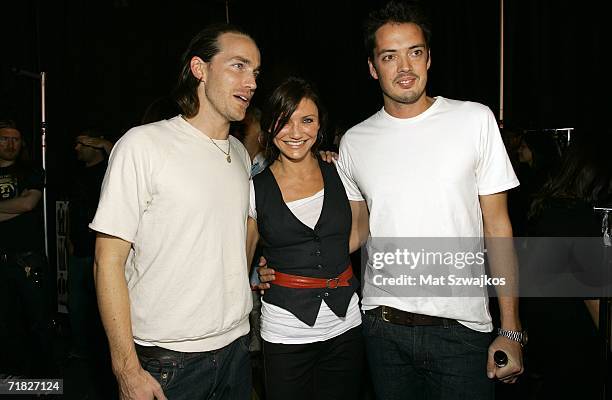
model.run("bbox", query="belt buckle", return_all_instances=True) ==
[0,254,7,263]
[326,277,340,289]
[381,306,391,322]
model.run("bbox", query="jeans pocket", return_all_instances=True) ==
[138,355,177,390]
[361,312,380,337]
[449,324,492,352]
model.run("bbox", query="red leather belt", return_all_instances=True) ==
[271,264,353,289]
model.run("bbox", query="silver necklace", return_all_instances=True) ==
[209,136,231,163]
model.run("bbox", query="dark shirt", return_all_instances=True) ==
[521,198,601,398]
[69,161,107,257]
[529,198,601,237]
[0,164,44,252]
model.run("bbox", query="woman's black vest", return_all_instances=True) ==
[253,158,358,326]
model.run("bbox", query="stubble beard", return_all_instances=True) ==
[0,150,18,163]
[209,94,246,123]
[382,84,425,106]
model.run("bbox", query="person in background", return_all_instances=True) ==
[68,128,115,395]
[511,132,561,235]
[241,106,267,177]
[522,134,612,400]
[0,119,54,377]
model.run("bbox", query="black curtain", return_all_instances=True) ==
[1,0,608,178]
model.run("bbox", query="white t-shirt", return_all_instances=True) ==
[336,97,519,332]
[90,116,253,352]
[249,182,362,344]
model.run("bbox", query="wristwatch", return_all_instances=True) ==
[497,328,528,347]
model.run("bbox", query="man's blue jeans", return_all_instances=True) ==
[136,335,251,400]
[362,311,494,400]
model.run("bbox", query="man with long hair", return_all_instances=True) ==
[91,24,260,399]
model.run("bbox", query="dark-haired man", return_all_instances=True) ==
[67,130,113,391]
[336,1,524,399]
[91,24,260,400]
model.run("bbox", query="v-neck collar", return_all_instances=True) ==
[266,158,328,233]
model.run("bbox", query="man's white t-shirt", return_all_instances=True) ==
[90,116,253,352]
[336,97,519,332]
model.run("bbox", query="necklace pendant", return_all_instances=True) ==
[226,155,231,163]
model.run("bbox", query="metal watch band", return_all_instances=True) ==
[497,328,525,346]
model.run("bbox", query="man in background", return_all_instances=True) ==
[0,119,54,377]
[68,129,115,395]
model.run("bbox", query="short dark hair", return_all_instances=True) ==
[0,119,18,131]
[174,23,254,118]
[260,77,327,165]
[364,0,432,60]
[76,128,105,139]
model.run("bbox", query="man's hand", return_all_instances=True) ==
[486,336,523,383]
[252,256,275,295]
[318,150,338,163]
[116,365,167,400]
[78,136,114,154]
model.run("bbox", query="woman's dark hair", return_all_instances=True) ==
[364,0,432,60]
[521,132,561,173]
[260,77,327,164]
[174,23,253,118]
[529,136,612,218]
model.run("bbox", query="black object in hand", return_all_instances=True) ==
[494,350,508,368]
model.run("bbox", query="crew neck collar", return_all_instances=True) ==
[380,96,444,124]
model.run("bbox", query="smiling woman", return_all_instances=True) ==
[246,77,364,400]
[260,77,326,165]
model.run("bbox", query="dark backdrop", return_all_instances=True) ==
[1,0,608,190]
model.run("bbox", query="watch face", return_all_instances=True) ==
[521,330,528,346]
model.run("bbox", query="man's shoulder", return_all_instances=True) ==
[438,97,492,117]
[115,118,181,152]
[124,118,176,140]
[229,135,248,156]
